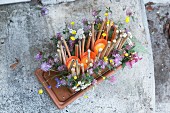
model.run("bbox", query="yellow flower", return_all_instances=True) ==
[124,53,129,57]
[74,76,77,80]
[104,13,108,16]
[72,30,76,35]
[102,33,107,37]
[84,95,88,98]
[70,36,75,40]
[38,89,43,94]
[102,76,106,80]
[104,56,108,62]
[110,59,113,63]
[106,20,110,25]
[125,16,130,23]
[70,21,75,25]
[76,84,80,87]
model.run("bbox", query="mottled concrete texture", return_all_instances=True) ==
[144,0,170,4]
[0,0,30,5]
[0,0,155,113]
[146,3,170,113]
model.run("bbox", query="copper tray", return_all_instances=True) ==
[35,65,122,109]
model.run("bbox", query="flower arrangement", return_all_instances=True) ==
[36,8,142,92]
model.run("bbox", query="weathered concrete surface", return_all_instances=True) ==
[41,0,76,5]
[0,0,155,112]
[0,0,30,5]
[146,3,170,113]
[144,0,170,4]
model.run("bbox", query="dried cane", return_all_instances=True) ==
[78,40,82,57]
[57,49,62,63]
[91,22,95,51]
[100,41,111,58]
[60,43,66,65]
[82,35,85,55]
[61,37,71,57]
[75,44,79,58]
[97,20,106,40]
[86,32,92,50]
[105,39,116,57]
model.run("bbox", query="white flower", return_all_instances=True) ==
[75,28,84,39]
[127,32,132,38]
[116,30,119,33]
[81,86,86,90]
[127,38,133,46]
[72,86,77,90]
[75,87,81,91]
[89,63,93,67]
[78,81,81,85]
[123,33,127,38]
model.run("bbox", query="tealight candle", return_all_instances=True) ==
[66,56,80,69]
[94,39,107,55]
[80,51,96,70]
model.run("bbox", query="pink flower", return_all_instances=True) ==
[92,79,97,85]
[109,76,116,83]
[126,53,142,68]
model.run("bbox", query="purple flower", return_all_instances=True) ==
[54,57,59,63]
[69,39,75,52]
[41,62,52,72]
[35,52,42,60]
[48,57,54,65]
[41,7,49,16]
[125,45,132,50]
[88,68,94,75]
[82,18,88,25]
[60,79,67,85]
[113,54,122,66]
[126,8,132,16]
[97,60,104,66]
[92,10,98,17]
[55,77,61,88]
[57,65,67,71]
[96,60,107,69]
[48,85,52,89]
[92,79,97,85]
[56,32,62,40]
[83,25,91,32]
[67,74,73,79]
[95,18,102,24]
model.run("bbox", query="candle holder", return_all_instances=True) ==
[80,51,96,69]
[94,39,107,55]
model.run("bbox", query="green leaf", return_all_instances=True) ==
[122,63,126,69]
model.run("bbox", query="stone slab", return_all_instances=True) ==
[0,0,30,5]
[41,0,76,5]
[0,0,155,112]
[144,0,170,3]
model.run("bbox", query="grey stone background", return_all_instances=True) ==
[0,0,155,113]
[146,3,170,113]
